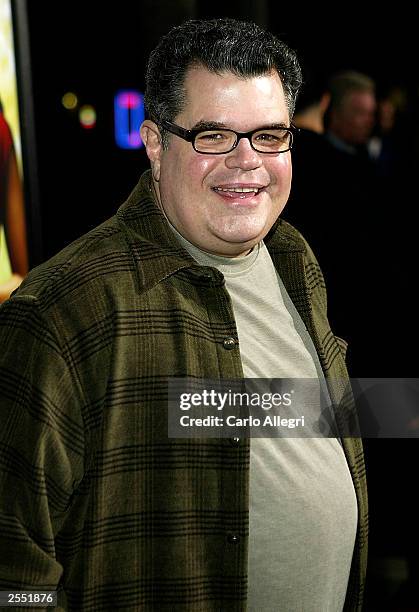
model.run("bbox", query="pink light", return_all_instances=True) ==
[119,92,141,109]
[128,132,142,146]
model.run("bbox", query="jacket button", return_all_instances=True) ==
[227,533,240,544]
[223,337,236,350]
[200,272,213,281]
[230,437,241,446]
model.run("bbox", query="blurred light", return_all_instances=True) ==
[62,92,78,110]
[79,105,96,129]
[114,90,144,149]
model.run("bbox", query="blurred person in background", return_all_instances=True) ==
[325,71,376,153]
[292,72,330,135]
[285,70,379,376]
[285,71,330,229]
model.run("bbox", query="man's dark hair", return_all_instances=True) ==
[144,18,302,147]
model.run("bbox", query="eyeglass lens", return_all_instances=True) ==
[194,129,292,153]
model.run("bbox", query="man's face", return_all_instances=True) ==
[332,90,376,145]
[146,66,292,257]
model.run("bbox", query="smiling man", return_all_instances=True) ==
[141,66,292,258]
[0,18,367,612]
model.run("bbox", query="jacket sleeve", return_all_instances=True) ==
[0,296,85,593]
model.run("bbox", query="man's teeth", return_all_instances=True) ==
[214,187,260,193]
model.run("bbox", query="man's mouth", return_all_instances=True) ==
[212,185,265,198]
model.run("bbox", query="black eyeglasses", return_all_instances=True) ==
[160,119,297,154]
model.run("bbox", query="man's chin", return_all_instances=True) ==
[214,219,268,241]
[210,234,263,257]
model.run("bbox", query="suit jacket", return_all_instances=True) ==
[0,170,367,610]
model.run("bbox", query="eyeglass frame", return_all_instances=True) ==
[159,119,298,155]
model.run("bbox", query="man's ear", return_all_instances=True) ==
[140,120,163,182]
[319,92,331,115]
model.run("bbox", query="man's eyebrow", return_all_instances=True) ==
[191,120,228,131]
[258,122,290,130]
[190,120,291,131]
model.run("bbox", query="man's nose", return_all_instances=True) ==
[224,137,263,170]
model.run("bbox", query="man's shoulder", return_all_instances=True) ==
[268,217,317,261]
[277,217,306,242]
[10,172,159,312]
[267,218,324,292]
[12,214,130,312]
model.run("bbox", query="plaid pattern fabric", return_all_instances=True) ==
[0,170,367,611]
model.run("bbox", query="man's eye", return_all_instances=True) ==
[197,132,227,141]
[255,132,285,142]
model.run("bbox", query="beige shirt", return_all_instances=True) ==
[169,227,358,612]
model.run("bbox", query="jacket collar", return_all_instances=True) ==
[116,170,306,292]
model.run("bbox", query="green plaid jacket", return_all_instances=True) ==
[0,170,367,611]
